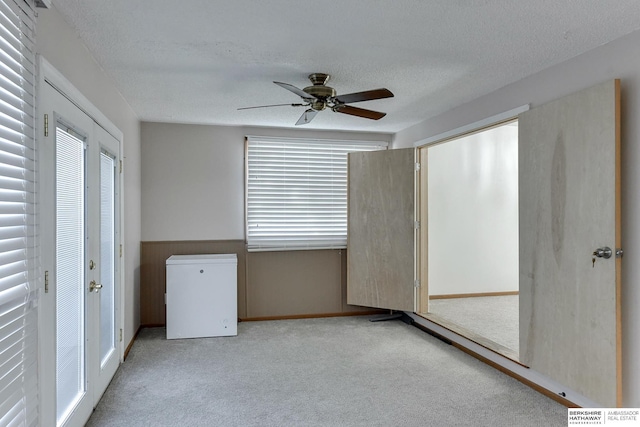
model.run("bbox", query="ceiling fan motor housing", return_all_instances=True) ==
[304,73,335,110]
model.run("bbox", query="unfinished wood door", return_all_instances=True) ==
[519,80,621,407]
[347,148,416,311]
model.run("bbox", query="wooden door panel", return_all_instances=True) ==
[519,80,621,407]
[347,148,415,311]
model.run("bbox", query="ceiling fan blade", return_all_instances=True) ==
[274,81,317,100]
[295,109,318,126]
[333,88,394,104]
[238,103,305,110]
[333,105,386,120]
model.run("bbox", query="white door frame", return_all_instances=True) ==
[37,56,125,425]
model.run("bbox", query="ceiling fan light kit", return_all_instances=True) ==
[239,73,394,125]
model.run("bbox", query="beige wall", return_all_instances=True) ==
[36,6,142,346]
[140,123,391,320]
[141,123,245,240]
[394,28,640,407]
[141,122,392,241]
[139,242,376,325]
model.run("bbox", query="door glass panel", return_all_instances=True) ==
[99,151,116,367]
[55,126,86,425]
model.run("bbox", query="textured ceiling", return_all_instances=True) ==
[51,0,640,133]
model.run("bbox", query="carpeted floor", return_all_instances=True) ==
[86,316,565,427]
[429,295,519,352]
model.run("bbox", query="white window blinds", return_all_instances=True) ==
[0,0,38,426]
[246,136,387,251]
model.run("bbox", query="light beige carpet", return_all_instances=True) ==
[87,315,564,427]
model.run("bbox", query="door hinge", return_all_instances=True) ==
[414,162,421,171]
[44,270,49,293]
[119,329,123,342]
[119,244,123,258]
[414,279,420,288]
[414,221,420,230]
[119,160,123,173]
[44,114,49,137]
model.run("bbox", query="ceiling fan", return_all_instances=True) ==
[238,73,394,125]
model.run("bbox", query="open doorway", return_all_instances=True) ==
[349,81,620,405]
[419,120,519,358]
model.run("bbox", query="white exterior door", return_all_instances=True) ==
[39,80,121,427]
[91,124,121,404]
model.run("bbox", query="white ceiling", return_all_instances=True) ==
[51,0,640,133]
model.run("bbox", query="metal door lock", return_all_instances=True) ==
[89,280,103,292]
[592,247,612,259]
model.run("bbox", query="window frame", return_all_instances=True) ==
[245,135,388,252]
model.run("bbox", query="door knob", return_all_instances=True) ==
[89,280,103,292]
[592,247,612,259]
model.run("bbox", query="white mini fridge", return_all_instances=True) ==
[166,254,237,339]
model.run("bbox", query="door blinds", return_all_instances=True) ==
[246,136,387,251]
[0,0,38,426]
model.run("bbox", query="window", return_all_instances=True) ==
[246,136,387,251]
[0,0,38,425]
